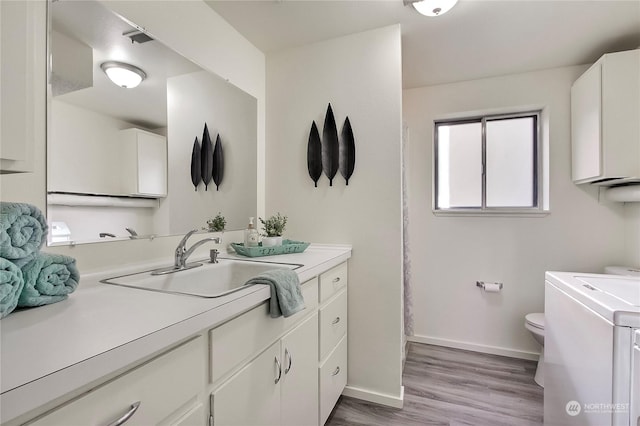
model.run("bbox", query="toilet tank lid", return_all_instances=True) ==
[605,266,640,277]
[525,313,544,329]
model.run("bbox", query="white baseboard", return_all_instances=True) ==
[407,335,540,361]
[342,385,404,409]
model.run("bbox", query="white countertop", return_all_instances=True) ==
[0,244,351,424]
[545,271,640,327]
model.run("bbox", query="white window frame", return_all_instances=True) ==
[433,111,546,216]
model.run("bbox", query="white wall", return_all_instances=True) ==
[266,25,404,405]
[403,65,629,358]
[166,70,257,233]
[624,204,640,266]
[0,1,265,273]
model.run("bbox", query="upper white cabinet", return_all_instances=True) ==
[571,49,640,185]
[0,1,46,173]
[120,128,167,197]
[48,126,166,198]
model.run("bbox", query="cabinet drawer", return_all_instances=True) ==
[319,262,347,303]
[319,290,347,361]
[29,337,205,426]
[319,335,347,426]
[210,277,319,385]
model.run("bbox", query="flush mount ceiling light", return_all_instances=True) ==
[100,61,146,89]
[406,0,458,16]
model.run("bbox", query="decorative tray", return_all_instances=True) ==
[230,240,310,258]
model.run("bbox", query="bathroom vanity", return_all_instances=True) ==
[0,245,351,426]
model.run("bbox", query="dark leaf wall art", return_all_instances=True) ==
[307,103,357,188]
[212,134,224,191]
[307,121,322,187]
[339,116,356,185]
[321,103,339,186]
[201,124,214,190]
[190,137,202,190]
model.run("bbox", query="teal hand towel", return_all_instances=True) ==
[18,252,80,308]
[0,202,48,260]
[245,269,305,318]
[0,257,24,318]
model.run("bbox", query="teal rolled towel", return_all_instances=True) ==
[0,202,48,260]
[245,269,304,318]
[18,252,80,308]
[0,257,24,318]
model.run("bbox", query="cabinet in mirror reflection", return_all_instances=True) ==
[46,0,257,245]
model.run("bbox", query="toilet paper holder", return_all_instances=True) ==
[476,281,503,290]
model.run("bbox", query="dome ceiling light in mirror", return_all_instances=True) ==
[100,61,147,89]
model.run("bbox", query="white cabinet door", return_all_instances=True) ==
[571,61,602,182]
[571,49,640,184]
[211,314,320,426]
[319,336,347,426]
[172,403,205,426]
[212,341,281,426]
[120,128,167,197]
[0,0,45,173]
[281,313,319,426]
[136,131,167,196]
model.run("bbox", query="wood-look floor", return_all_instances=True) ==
[326,343,543,426]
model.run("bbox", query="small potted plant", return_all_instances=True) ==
[204,212,226,233]
[259,213,287,247]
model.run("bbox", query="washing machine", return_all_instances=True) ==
[544,271,640,426]
[605,266,640,277]
[631,330,640,425]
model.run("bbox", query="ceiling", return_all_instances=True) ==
[205,0,640,88]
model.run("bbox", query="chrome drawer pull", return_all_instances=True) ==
[284,348,292,374]
[274,356,282,384]
[332,317,341,325]
[332,366,341,376]
[106,401,141,426]
[332,277,341,284]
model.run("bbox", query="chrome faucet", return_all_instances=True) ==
[151,229,221,275]
[174,229,221,269]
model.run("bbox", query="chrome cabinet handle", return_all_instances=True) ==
[332,366,341,376]
[284,348,292,374]
[274,356,282,384]
[106,401,141,426]
[332,277,341,284]
[332,317,341,325]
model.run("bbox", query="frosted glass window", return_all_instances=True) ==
[486,117,535,207]
[437,123,482,208]
[434,111,540,212]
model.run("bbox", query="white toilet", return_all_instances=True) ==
[524,312,545,387]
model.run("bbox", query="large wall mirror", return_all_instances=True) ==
[46,0,257,245]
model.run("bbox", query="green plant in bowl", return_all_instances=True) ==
[205,212,226,232]
[259,213,287,246]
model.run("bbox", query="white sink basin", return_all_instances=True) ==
[101,258,302,298]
